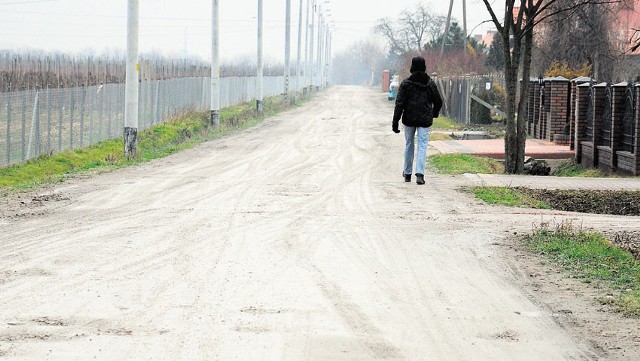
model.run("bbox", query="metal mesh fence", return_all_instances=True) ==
[0,75,296,167]
[436,75,505,124]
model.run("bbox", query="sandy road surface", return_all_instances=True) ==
[0,86,638,360]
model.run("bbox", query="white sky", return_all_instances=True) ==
[0,0,500,62]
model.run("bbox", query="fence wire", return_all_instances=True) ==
[1,75,296,167]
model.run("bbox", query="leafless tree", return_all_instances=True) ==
[374,4,446,55]
[481,0,620,174]
[534,1,617,80]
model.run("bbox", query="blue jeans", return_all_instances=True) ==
[403,126,430,176]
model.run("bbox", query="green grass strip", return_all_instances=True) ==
[525,223,640,316]
[429,154,503,174]
[473,186,550,208]
[431,117,462,130]
[552,158,610,177]
[0,95,293,193]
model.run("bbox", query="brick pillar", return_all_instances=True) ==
[570,77,593,151]
[574,83,590,162]
[546,77,570,144]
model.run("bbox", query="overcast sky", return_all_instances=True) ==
[0,0,500,62]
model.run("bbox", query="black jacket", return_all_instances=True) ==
[392,72,443,129]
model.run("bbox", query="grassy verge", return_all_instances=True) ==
[473,186,550,208]
[552,158,611,177]
[0,96,292,194]
[524,222,640,316]
[432,117,462,130]
[429,154,503,174]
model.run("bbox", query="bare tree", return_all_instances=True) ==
[374,4,446,56]
[534,0,616,80]
[481,0,620,174]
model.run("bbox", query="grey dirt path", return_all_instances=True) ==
[0,86,638,360]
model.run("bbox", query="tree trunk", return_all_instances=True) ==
[503,31,520,174]
[516,27,535,174]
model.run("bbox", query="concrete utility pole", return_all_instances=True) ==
[257,0,264,114]
[462,0,468,50]
[308,1,315,93]
[210,0,220,127]
[325,30,331,86]
[304,0,311,95]
[296,0,303,96]
[124,0,139,157]
[316,7,323,90]
[440,0,454,62]
[284,0,291,105]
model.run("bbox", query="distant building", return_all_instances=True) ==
[615,0,640,54]
[479,31,497,49]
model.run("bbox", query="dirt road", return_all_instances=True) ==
[1,86,638,360]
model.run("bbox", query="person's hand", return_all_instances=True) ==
[392,126,400,133]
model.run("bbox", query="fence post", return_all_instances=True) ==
[107,83,113,138]
[89,84,94,145]
[21,88,26,163]
[466,79,472,125]
[46,85,52,154]
[26,86,41,159]
[58,85,64,152]
[80,84,86,147]
[70,86,75,148]
[154,80,160,125]
[5,88,11,166]
[98,83,104,142]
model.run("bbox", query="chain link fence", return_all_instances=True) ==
[1,75,298,167]
[436,75,505,124]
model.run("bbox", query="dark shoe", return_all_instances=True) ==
[403,173,411,182]
[416,174,425,185]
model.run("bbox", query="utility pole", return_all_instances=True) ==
[257,0,264,114]
[325,30,330,86]
[440,0,454,62]
[284,0,291,105]
[304,0,311,95]
[462,0,468,50]
[316,7,323,90]
[308,1,315,93]
[296,0,303,97]
[210,0,220,127]
[124,0,139,157]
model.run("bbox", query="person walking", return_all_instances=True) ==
[392,56,443,185]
